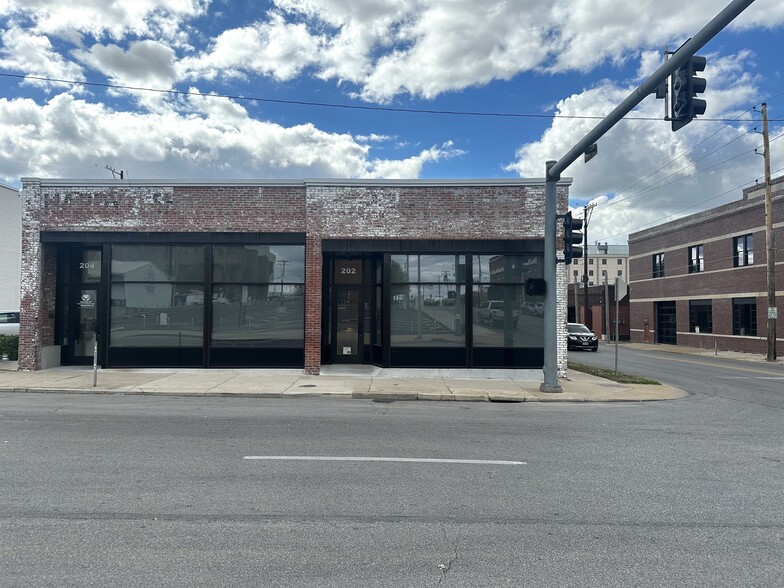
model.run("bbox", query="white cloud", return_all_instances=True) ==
[0,91,458,183]
[75,40,178,88]
[0,0,209,41]
[363,141,464,178]
[180,12,323,81]
[0,26,85,89]
[505,50,779,244]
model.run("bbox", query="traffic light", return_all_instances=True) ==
[671,55,707,131]
[562,211,584,263]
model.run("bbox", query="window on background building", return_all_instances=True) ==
[109,245,205,347]
[589,258,594,265]
[212,245,305,347]
[601,258,607,265]
[732,298,757,336]
[390,254,466,348]
[652,253,665,278]
[617,258,623,265]
[573,270,579,278]
[589,270,594,277]
[688,244,704,273]
[573,259,579,265]
[689,300,712,333]
[733,234,754,267]
[617,270,622,277]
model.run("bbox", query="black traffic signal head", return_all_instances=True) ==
[671,55,707,131]
[562,211,584,263]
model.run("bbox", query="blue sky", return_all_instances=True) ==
[1,0,783,244]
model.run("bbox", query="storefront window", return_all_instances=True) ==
[213,245,304,282]
[212,284,304,347]
[473,255,543,348]
[112,245,204,281]
[110,284,203,347]
[109,245,205,348]
[389,254,466,348]
[212,245,305,347]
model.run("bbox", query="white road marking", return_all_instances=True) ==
[243,456,525,465]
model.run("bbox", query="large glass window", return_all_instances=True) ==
[473,254,543,348]
[390,255,466,347]
[733,298,757,336]
[211,284,304,347]
[689,300,712,333]
[211,245,305,347]
[110,245,205,347]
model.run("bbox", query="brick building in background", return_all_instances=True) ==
[628,177,783,356]
[19,178,572,374]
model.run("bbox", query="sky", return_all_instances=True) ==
[1,0,783,244]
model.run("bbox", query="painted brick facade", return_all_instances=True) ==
[628,177,784,356]
[20,178,571,375]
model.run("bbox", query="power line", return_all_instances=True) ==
[0,71,775,123]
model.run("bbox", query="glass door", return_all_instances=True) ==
[334,286,361,363]
[73,287,99,360]
[66,248,103,365]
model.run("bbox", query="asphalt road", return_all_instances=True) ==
[570,342,784,409]
[2,356,783,587]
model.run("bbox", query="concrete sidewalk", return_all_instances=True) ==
[0,359,685,403]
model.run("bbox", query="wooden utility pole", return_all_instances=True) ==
[762,103,777,361]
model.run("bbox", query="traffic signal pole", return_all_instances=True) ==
[540,0,756,393]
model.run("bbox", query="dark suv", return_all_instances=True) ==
[567,323,598,351]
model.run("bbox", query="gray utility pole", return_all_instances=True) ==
[762,103,777,361]
[582,203,595,327]
[540,0,757,393]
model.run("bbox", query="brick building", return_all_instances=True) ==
[19,178,572,374]
[628,177,783,356]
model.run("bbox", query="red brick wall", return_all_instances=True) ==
[628,190,784,356]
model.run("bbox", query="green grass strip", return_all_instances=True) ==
[568,361,660,385]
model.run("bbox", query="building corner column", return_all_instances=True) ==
[19,180,43,371]
[304,235,322,375]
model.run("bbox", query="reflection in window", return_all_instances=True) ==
[473,255,543,349]
[733,235,753,267]
[390,285,465,347]
[111,245,204,282]
[213,245,305,283]
[212,245,306,348]
[110,284,203,347]
[212,285,304,347]
[391,254,466,284]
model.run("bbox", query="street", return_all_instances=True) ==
[1,346,783,587]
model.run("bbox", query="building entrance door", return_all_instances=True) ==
[656,301,677,345]
[334,286,363,363]
[63,248,104,365]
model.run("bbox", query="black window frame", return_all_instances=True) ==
[732,298,757,336]
[688,299,712,333]
[733,234,754,267]
[688,244,704,274]
[652,252,665,278]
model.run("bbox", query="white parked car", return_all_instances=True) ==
[0,310,20,336]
